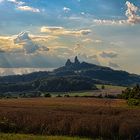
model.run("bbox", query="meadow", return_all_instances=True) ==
[0,133,91,140]
[0,97,139,140]
[45,84,126,97]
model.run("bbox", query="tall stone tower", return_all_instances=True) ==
[74,56,80,65]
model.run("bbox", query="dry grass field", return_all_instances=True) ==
[0,98,139,140]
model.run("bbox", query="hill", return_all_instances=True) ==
[0,76,97,97]
[54,56,140,86]
[0,56,140,87]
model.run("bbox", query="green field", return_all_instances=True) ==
[0,134,91,140]
[96,84,126,90]
[43,84,126,97]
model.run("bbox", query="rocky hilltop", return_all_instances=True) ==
[0,56,140,86]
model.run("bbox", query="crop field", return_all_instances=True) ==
[46,84,126,97]
[0,98,139,140]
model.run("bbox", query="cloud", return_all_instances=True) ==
[41,26,91,36]
[8,0,24,5]
[14,31,31,44]
[13,32,49,54]
[82,38,102,44]
[94,1,140,25]
[94,19,125,25]
[30,35,58,42]
[6,0,40,13]
[0,68,54,76]
[77,53,100,65]
[17,5,40,13]
[125,1,140,24]
[109,62,120,68]
[0,32,54,54]
[0,50,5,53]
[63,7,71,13]
[74,43,82,51]
[100,51,118,58]
[0,0,4,3]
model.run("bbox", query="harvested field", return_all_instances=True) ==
[0,98,139,140]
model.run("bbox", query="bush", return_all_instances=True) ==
[127,99,140,106]
[56,94,62,97]
[121,85,140,100]
[64,94,70,98]
[74,95,79,98]
[101,85,105,90]
[44,93,51,98]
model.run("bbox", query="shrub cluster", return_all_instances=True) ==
[118,84,140,106]
[121,84,140,99]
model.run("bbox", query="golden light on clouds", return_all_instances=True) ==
[41,26,91,36]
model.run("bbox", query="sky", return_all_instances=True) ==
[0,0,140,75]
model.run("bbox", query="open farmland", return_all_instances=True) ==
[0,98,139,140]
[45,84,126,97]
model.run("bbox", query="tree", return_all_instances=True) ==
[44,93,51,98]
[101,85,105,90]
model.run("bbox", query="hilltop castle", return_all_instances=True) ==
[65,56,80,67]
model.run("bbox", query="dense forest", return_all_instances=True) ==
[0,76,97,97]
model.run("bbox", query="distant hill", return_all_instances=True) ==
[0,71,49,83]
[0,56,140,86]
[54,56,140,86]
[0,76,96,95]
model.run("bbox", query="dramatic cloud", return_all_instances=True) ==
[41,26,91,36]
[94,1,140,25]
[125,1,140,24]
[13,32,49,54]
[100,51,118,58]
[17,6,40,13]
[0,32,54,54]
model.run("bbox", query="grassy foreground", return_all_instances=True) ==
[0,133,91,140]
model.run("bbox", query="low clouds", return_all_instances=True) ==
[17,6,40,13]
[109,62,120,69]
[41,26,91,36]
[94,1,140,25]
[82,38,102,44]
[100,51,118,58]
